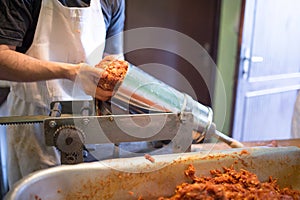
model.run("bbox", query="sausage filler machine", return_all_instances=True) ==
[0,64,243,164]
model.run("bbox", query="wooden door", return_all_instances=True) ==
[124,0,221,106]
[232,0,300,141]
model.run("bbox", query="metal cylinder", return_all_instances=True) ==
[0,101,8,198]
[110,64,213,134]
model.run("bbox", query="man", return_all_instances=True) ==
[0,0,125,187]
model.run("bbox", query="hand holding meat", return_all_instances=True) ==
[77,58,128,101]
[76,63,113,101]
[95,58,128,91]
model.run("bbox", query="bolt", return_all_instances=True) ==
[49,120,57,128]
[83,150,88,158]
[82,118,90,126]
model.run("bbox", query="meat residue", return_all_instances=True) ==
[144,154,155,163]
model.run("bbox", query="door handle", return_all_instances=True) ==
[241,47,264,79]
[250,56,264,63]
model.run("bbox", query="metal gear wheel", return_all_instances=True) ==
[54,125,85,153]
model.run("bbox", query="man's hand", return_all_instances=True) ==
[76,63,113,101]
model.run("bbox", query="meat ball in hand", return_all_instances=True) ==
[95,59,128,91]
[75,58,128,101]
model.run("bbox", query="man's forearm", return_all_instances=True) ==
[0,47,78,82]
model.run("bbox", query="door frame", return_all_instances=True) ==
[230,0,246,138]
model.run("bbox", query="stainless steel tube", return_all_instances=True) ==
[110,64,213,134]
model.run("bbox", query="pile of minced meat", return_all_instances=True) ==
[157,164,300,200]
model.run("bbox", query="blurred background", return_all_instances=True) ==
[123,0,300,142]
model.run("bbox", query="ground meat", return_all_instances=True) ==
[158,164,300,200]
[144,154,155,163]
[95,59,128,91]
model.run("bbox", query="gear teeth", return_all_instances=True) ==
[0,122,43,126]
[0,115,47,125]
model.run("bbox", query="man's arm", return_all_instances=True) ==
[0,44,78,82]
[0,44,113,100]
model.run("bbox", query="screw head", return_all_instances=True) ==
[49,120,57,128]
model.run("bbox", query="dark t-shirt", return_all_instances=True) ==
[0,0,125,54]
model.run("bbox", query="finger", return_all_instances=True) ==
[95,87,113,101]
[96,87,113,96]
[95,93,111,101]
[81,85,96,97]
[102,55,118,62]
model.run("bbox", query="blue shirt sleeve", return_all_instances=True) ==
[102,0,125,55]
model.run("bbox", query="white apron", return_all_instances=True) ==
[7,0,106,187]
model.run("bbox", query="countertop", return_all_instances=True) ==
[191,138,300,151]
